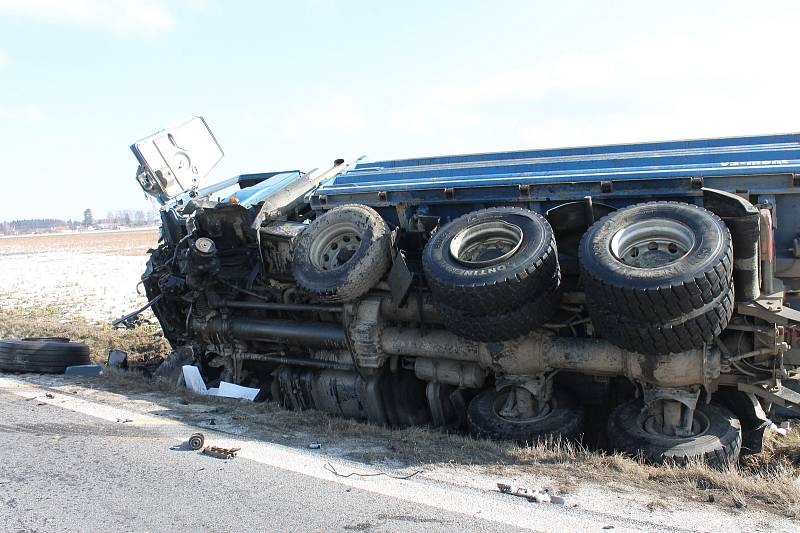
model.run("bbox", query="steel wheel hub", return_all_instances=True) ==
[609,218,695,268]
[450,220,524,267]
[309,222,363,271]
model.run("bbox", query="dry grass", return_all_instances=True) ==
[0,306,169,365]
[2,305,800,518]
[0,229,158,256]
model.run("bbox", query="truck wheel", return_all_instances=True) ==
[436,287,562,342]
[580,202,732,323]
[423,207,559,314]
[589,286,734,355]
[292,204,391,302]
[0,338,91,373]
[607,399,741,467]
[467,389,583,443]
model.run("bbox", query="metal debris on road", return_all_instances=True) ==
[308,442,321,449]
[188,432,205,451]
[323,462,422,480]
[202,446,241,459]
[497,483,565,505]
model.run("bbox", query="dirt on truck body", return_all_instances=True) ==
[131,116,800,466]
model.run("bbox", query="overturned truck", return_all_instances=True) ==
[131,117,800,465]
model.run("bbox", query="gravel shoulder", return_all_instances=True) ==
[2,372,796,532]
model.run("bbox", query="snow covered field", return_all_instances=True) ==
[0,230,158,323]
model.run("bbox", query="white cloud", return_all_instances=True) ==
[0,0,175,34]
[0,48,7,66]
[377,10,800,156]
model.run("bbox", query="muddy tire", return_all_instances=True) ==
[607,399,741,467]
[467,389,583,443]
[580,202,733,323]
[588,286,734,355]
[0,338,91,373]
[423,207,559,314]
[292,204,392,302]
[436,286,562,341]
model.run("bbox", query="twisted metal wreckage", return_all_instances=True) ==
[129,117,800,465]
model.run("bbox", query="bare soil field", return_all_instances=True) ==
[1,230,800,525]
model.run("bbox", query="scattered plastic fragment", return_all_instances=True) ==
[107,350,128,369]
[309,442,321,449]
[65,364,103,376]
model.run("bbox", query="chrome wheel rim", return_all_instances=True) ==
[609,218,695,268]
[309,222,362,271]
[450,220,524,267]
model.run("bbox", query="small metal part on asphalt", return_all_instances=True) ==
[202,446,241,459]
[45,393,54,399]
[64,364,104,376]
[496,483,564,505]
[188,432,205,451]
[309,442,321,449]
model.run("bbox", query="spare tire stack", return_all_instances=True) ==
[422,207,561,341]
[579,201,734,355]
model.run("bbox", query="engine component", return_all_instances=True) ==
[580,202,734,354]
[199,317,347,349]
[292,204,392,302]
[414,358,486,388]
[467,388,583,442]
[379,328,720,388]
[607,399,741,466]
[258,220,307,279]
[422,207,559,314]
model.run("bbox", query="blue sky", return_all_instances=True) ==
[1,0,799,221]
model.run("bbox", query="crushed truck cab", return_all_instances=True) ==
[131,117,800,465]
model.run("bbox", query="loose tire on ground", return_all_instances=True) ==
[292,204,392,303]
[0,337,91,373]
[423,207,559,314]
[580,202,733,323]
[436,286,562,342]
[607,399,741,467]
[467,389,583,443]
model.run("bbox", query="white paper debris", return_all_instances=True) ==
[182,365,208,394]
[217,381,260,401]
[181,365,259,401]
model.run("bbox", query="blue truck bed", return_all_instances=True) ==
[312,133,800,260]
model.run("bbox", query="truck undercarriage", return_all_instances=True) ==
[132,117,800,466]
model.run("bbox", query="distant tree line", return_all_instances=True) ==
[1,208,159,235]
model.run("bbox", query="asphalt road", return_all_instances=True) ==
[0,391,528,532]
